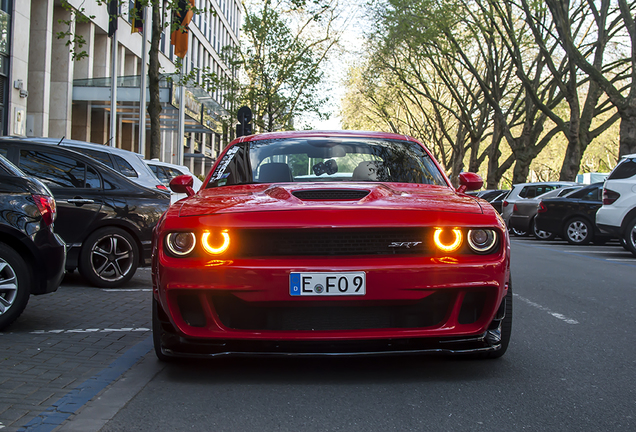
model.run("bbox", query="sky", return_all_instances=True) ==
[307,1,369,131]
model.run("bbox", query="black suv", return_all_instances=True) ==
[0,138,170,288]
[0,154,66,330]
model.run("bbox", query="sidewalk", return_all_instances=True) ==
[0,269,153,432]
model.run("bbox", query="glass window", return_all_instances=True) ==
[154,166,171,184]
[519,186,532,198]
[207,137,447,188]
[608,158,636,180]
[579,186,602,201]
[19,149,86,188]
[166,167,184,178]
[113,155,138,177]
[85,165,101,188]
[70,147,115,168]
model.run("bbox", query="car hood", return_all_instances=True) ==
[176,183,484,217]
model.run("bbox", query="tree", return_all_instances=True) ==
[214,0,341,132]
[546,0,636,158]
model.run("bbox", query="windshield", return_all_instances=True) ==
[206,137,447,188]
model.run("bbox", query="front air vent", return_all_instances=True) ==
[292,189,370,201]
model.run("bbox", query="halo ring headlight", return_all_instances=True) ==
[202,230,230,255]
[166,232,196,256]
[467,229,497,254]
[433,228,463,253]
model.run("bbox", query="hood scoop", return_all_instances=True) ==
[292,189,370,201]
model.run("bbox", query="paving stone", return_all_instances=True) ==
[1,270,152,429]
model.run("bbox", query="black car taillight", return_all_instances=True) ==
[32,194,57,226]
[537,201,547,213]
[602,189,620,205]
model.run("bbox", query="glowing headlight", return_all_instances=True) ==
[201,230,230,255]
[166,232,196,256]
[433,228,463,253]
[467,229,497,254]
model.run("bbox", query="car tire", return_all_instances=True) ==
[0,243,33,331]
[620,236,630,251]
[531,218,555,241]
[564,217,593,245]
[78,227,139,288]
[510,227,527,237]
[624,218,636,257]
[153,298,176,362]
[483,280,512,359]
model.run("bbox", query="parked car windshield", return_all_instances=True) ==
[207,137,447,187]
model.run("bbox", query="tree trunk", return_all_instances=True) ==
[148,2,162,160]
[619,104,636,156]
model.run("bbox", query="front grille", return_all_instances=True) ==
[235,228,431,257]
[213,292,453,331]
[292,189,370,200]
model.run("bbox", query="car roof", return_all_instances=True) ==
[22,137,146,158]
[511,181,577,188]
[0,138,147,185]
[237,130,420,144]
[145,159,192,172]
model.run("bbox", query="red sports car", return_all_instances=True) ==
[152,130,511,360]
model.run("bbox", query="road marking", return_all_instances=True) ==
[512,241,636,267]
[607,258,636,262]
[101,288,152,292]
[29,328,150,334]
[513,293,579,324]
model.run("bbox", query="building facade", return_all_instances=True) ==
[3,0,240,176]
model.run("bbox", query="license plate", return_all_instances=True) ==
[290,272,366,296]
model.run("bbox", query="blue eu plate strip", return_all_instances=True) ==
[290,273,300,295]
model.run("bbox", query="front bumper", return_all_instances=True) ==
[157,332,505,359]
[153,252,509,356]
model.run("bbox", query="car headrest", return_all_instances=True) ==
[259,163,293,183]
[352,161,381,181]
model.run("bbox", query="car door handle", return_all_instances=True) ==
[67,198,95,205]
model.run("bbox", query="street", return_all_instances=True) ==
[2,239,635,431]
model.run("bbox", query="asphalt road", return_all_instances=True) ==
[3,238,635,431]
[94,238,636,432]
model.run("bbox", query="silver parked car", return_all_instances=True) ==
[18,137,169,194]
[502,181,578,235]
[508,185,582,239]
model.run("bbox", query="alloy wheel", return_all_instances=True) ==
[0,258,18,315]
[90,234,135,282]
[533,225,552,240]
[567,220,589,243]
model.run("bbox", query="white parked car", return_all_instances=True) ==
[145,159,203,203]
[596,153,636,256]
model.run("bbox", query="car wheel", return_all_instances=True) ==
[564,217,593,245]
[510,227,527,237]
[531,218,555,240]
[0,243,32,331]
[620,236,630,251]
[467,278,512,360]
[153,298,177,362]
[624,218,636,257]
[78,227,139,288]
